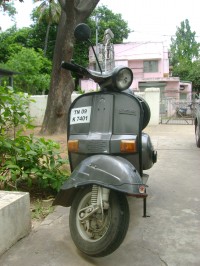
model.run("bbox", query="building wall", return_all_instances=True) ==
[114,42,164,61]
[29,95,48,126]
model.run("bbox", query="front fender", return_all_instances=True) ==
[53,155,147,207]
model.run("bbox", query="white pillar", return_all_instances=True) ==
[145,88,160,125]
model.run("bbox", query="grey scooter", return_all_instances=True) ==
[53,24,157,257]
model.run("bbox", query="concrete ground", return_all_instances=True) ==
[0,124,200,266]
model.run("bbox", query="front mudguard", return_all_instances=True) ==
[53,155,147,207]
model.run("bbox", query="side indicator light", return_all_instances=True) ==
[68,140,79,152]
[139,185,146,194]
[120,140,137,153]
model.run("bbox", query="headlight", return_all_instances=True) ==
[112,66,133,91]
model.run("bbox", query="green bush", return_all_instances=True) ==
[0,47,52,95]
[0,86,69,192]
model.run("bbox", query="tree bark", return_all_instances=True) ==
[44,22,50,57]
[40,0,99,135]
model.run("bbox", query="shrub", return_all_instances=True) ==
[0,86,69,192]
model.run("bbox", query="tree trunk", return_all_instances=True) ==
[44,22,50,57]
[40,0,99,135]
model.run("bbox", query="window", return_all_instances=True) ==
[143,60,158,73]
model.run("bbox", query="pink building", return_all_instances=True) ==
[81,41,192,101]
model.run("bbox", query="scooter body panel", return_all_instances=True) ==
[53,91,156,207]
[53,155,147,207]
[68,91,143,175]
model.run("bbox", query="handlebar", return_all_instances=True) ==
[61,61,111,85]
[61,61,89,77]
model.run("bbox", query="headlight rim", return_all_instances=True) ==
[112,66,133,91]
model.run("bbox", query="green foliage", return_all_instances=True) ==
[172,59,200,92]
[0,86,69,192]
[33,0,61,24]
[170,19,200,65]
[89,5,131,44]
[0,27,34,63]
[0,135,68,192]
[1,47,52,94]
[171,59,190,78]
[0,86,34,137]
[170,19,200,92]
[0,27,52,94]
[29,20,57,60]
[32,0,61,58]
[188,60,200,91]
[0,0,16,17]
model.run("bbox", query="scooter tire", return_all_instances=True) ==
[195,122,200,148]
[69,186,130,257]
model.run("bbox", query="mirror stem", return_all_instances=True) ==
[88,40,102,74]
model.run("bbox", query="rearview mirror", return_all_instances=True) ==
[74,23,91,41]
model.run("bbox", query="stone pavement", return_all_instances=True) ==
[0,124,200,266]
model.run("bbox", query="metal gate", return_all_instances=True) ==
[160,98,196,125]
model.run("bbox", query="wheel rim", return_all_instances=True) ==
[76,192,111,242]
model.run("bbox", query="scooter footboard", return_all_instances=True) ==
[53,155,147,207]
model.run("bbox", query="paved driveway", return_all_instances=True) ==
[0,125,200,266]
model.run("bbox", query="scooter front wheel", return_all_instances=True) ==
[195,122,200,148]
[69,186,130,257]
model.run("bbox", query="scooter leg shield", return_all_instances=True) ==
[53,155,147,207]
